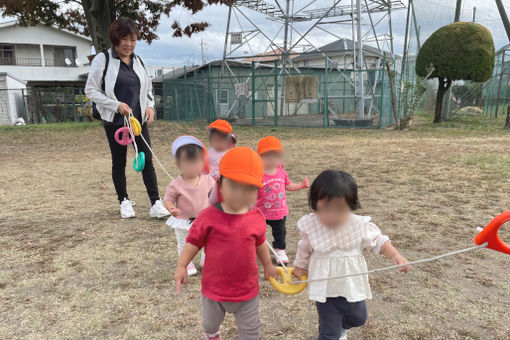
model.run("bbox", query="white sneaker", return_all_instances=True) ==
[120,198,135,219]
[150,199,170,218]
[275,249,290,265]
[187,262,198,276]
[340,329,348,340]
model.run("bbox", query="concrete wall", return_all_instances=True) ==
[0,73,27,125]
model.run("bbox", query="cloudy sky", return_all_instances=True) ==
[135,0,509,67]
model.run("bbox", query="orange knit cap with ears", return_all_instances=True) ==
[207,119,233,134]
[257,136,283,155]
[219,147,264,188]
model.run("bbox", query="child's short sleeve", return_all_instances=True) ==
[163,181,179,203]
[186,213,210,249]
[360,217,390,254]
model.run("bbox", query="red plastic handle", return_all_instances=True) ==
[474,211,510,255]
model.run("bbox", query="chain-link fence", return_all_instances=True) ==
[483,44,510,118]
[163,57,397,128]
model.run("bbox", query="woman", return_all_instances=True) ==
[85,18,169,219]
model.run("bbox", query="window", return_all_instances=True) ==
[219,89,228,104]
[53,47,76,66]
[0,45,15,65]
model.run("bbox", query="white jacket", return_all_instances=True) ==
[85,49,155,123]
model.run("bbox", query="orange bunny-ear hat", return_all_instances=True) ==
[171,135,210,174]
[219,147,264,188]
[257,136,283,155]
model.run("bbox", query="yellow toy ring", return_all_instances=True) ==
[269,267,307,295]
[130,116,142,136]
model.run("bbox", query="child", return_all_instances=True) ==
[206,119,236,180]
[293,170,411,340]
[256,136,309,265]
[164,136,215,276]
[174,147,278,340]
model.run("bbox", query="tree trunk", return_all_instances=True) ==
[385,60,399,127]
[82,0,116,53]
[505,105,510,129]
[434,77,452,123]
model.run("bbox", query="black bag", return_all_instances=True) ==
[92,51,110,120]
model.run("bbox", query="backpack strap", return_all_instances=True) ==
[136,55,154,102]
[100,50,109,92]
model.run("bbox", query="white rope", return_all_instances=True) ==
[266,240,288,273]
[139,133,175,181]
[290,242,489,285]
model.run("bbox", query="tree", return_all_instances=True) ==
[415,22,495,123]
[0,0,232,53]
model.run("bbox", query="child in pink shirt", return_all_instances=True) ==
[164,136,215,276]
[256,136,309,265]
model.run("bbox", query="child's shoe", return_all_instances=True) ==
[150,199,171,218]
[275,249,290,264]
[120,198,135,218]
[205,331,221,340]
[340,329,348,340]
[187,262,198,276]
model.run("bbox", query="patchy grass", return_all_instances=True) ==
[1,114,509,339]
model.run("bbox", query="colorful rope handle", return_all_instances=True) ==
[269,267,308,295]
[474,211,510,255]
[133,152,145,172]
[114,126,133,146]
[130,116,142,136]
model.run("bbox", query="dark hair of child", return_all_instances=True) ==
[308,170,361,211]
[176,144,203,161]
[209,129,230,140]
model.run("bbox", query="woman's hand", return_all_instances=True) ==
[263,264,279,280]
[391,253,412,273]
[145,107,155,124]
[118,102,131,115]
[174,265,188,293]
[292,267,308,279]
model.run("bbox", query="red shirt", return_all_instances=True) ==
[186,205,267,302]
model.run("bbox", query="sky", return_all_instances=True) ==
[135,0,509,67]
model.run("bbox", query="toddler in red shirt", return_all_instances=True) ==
[174,147,278,340]
[256,136,309,265]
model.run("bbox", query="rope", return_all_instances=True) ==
[290,242,488,285]
[124,112,175,181]
[266,240,288,273]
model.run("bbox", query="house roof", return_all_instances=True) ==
[153,59,272,82]
[294,38,382,61]
[243,47,300,63]
[0,72,27,85]
[0,20,92,42]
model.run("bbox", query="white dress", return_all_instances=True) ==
[293,213,390,303]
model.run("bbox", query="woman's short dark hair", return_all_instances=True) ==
[308,170,361,211]
[108,18,139,46]
[176,144,203,161]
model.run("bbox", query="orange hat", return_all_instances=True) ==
[257,136,283,155]
[219,147,264,188]
[207,119,233,134]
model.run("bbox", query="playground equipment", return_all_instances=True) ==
[268,211,510,295]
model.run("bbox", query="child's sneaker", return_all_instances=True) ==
[340,328,348,340]
[205,331,221,340]
[274,249,290,264]
[187,262,198,276]
[120,198,135,218]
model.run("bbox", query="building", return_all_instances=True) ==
[0,20,93,124]
[0,72,27,125]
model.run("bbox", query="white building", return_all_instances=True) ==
[0,20,92,84]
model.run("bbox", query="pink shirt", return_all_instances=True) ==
[208,148,227,181]
[186,205,267,302]
[163,174,215,220]
[256,167,291,220]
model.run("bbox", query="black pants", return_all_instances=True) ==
[267,217,286,249]
[316,297,367,340]
[104,122,159,205]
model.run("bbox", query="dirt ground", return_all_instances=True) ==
[1,115,510,340]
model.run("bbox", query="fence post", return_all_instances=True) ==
[274,59,278,126]
[379,53,386,129]
[495,51,506,118]
[208,64,214,122]
[184,65,188,120]
[252,61,256,126]
[324,56,328,128]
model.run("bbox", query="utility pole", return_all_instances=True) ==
[444,0,462,120]
[356,0,364,118]
[279,0,291,117]
[454,0,462,22]
[201,38,206,65]
[495,0,510,42]
[472,7,476,22]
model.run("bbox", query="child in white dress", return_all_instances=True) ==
[293,170,412,340]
